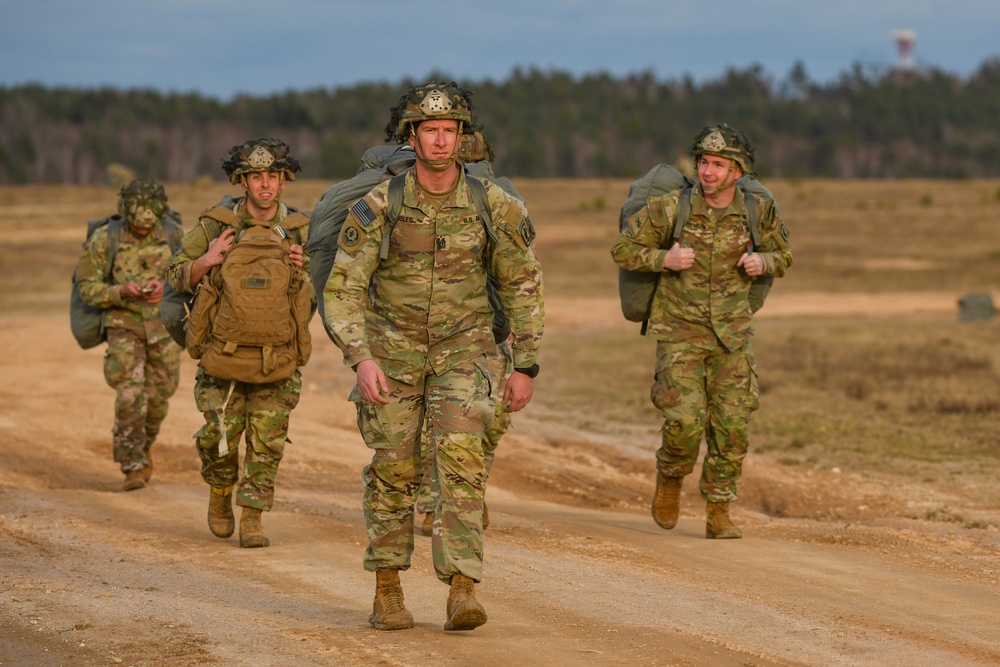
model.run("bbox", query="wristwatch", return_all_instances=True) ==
[514,364,539,378]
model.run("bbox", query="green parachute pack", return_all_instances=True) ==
[617,163,779,328]
[306,143,522,345]
[70,211,183,349]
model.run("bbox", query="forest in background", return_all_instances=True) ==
[3,57,1000,185]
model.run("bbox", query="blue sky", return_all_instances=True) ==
[3,0,998,100]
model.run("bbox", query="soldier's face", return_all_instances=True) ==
[244,171,284,210]
[698,154,742,193]
[409,119,461,161]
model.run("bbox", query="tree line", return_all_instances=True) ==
[3,58,1000,185]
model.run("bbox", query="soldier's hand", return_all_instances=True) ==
[288,243,304,268]
[142,279,164,304]
[503,372,534,412]
[206,228,237,266]
[663,242,695,271]
[738,251,764,277]
[119,281,144,300]
[355,359,389,405]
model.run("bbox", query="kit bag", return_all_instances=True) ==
[186,213,312,384]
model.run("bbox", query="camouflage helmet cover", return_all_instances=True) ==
[385,81,478,144]
[691,124,756,175]
[221,137,301,185]
[118,178,168,229]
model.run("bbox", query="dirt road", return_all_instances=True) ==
[2,293,998,667]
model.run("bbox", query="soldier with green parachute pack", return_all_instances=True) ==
[612,124,792,540]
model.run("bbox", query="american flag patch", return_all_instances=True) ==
[350,199,377,227]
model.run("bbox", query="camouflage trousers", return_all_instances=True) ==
[103,327,180,472]
[193,368,301,511]
[416,341,512,515]
[354,356,494,584]
[651,338,759,502]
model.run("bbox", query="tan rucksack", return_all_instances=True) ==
[186,207,312,384]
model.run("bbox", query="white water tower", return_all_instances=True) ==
[891,29,917,70]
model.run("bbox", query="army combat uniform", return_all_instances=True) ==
[77,221,181,476]
[415,339,512,527]
[611,182,791,503]
[324,168,544,584]
[167,198,310,513]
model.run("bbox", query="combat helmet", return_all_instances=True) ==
[118,179,168,230]
[691,124,756,175]
[384,81,478,144]
[221,138,301,185]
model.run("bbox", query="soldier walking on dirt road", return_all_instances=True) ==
[612,125,792,539]
[167,139,314,549]
[323,82,544,632]
[74,179,182,492]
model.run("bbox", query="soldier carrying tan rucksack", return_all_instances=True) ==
[166,137,314,549]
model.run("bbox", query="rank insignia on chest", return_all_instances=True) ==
[350,199,377,227]
[435,235,450,251]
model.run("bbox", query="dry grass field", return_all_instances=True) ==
[1,176,999,666]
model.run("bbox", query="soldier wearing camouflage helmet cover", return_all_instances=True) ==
[75,179,183,492]
[324,81,545,632]
[167,138,313,549]
[612,124,792,539]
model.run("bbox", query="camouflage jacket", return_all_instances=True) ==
[167,198,312,296]
[611,183,792,350]
[323,169,545,385]
[76,221,175,344]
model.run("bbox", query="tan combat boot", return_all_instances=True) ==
[207,485,235,538]
[239,506,270,548]
[370,569,415,631]
[706,501,742,539]
[142,452,153,483]
[122,470,146,492]
[444,574,487,631]
[420,512,434,537]
[651,473,683,529]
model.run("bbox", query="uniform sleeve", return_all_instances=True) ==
[76,229,126,309]
[167,220,213,293]
[487,189,545,369]
[756,200,793,278]
[322,195,385,368]
[610,195,676,273]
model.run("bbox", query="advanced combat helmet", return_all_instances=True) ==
[384,81,478,144]
[118,179,169,230]
[691,124,756,176]
[221,138,301,185]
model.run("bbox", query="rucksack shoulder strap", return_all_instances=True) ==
[104,217,123,282]
[740,190,762,249]
[669,186,693,246]
[200,206,240,229]
[158,215,185,252]
[382,173,408,259]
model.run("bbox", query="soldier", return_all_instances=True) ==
[167,138,313,549]
[75,179,182,492]
[324,81,544,632]
[611,125,792,539]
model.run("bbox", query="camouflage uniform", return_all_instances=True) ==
[324,168,544,584]
[415,340,512,518]
[168,197,310,511]
[611,168,792,502]
[76,205,181,475]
